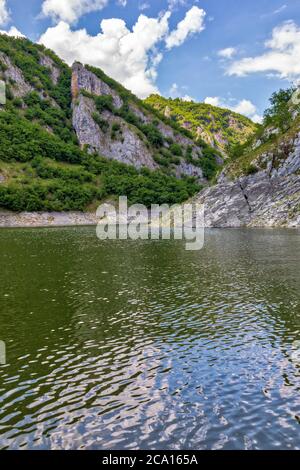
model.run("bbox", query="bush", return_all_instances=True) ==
[243,164,258,176]
[264,87,295,131]
[169,143,183,156]
[95,95,114,113]
[140,123,164,147]
[92,113,109,133]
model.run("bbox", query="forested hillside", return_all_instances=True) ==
[145,94,257,156]
[0,34,219,212]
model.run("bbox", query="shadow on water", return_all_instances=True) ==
[0,227,299,449]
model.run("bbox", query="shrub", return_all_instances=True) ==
[169,143,183,156]
[92,113,109,133]
[95,95,114,113]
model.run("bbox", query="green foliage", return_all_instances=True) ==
[0,34,72,116]
[0,36,204,212]
[145,94,258,155]
[0,111,83,164]
[111,122,122,140]
[0,109,201,210]
[169,143,183,156]
[23,91,75,142]
[95,94,114,113]
[92,113,109,133]
[140,123,164,147]
[243,164,258,176]
[0,181,98,212]
[199,154,219,180]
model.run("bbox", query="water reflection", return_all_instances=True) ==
[0,228,299,449]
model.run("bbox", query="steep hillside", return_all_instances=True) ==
[194,87,300,227]
[71,63,223,180]
[145,94,257,156]
[0,34,223,212]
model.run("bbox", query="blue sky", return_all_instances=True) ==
[1,0,300,122]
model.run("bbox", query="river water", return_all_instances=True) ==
[0,227,299,450]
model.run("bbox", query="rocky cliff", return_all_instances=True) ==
[195,109,300,227]
[71,62,219,181]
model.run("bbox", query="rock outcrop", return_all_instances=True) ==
[0,51,33,98]
[71,62,209,180]
[195,127,300,227]
[73,94,157,169]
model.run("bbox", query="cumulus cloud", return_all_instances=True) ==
[41,0,108,24]
[228,21,300,81]
[39,6,207,98]
[0,0,9,25]
[204,96,220,107]
[218,47,237,59]
[165,6,206,49]
[0,26,25,38]
[204,96,262,123]
[39,12,171,98]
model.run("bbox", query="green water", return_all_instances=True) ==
[0,227,299,450]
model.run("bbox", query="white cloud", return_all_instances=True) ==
[228,21,300,81]
[0,26,25,38]
[0,0,9,25]
[261,4,287,18]
[41,0,108,24]
[204,96,262,123]
[39,12,171,99]
[39,6,207,98]
[117,0,127,6]
[233,99,256,116]
[166,6,206,49]
[138,2,150,11]
[168,82,194,101]
[168,0,189,10]
[273,4,287,15]
[218,47,237,59]
[204,96,221,107]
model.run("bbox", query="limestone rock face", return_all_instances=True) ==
[175,161,203,180]
[72,62,123,109]
[272,133,300,177]
[72,95,157,170]
[194,132,300,227]
[71,63,211,178]
[39,54,60,85]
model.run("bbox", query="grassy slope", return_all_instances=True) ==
[0,35,201,211]
[145,94,258,155]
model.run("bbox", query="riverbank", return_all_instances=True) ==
[0,211,99,228]
[1,209,300,229]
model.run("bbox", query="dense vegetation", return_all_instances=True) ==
[0,34,201,212]
[145,95,257,155]
[0,107,200,211]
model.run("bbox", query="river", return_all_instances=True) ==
[0,227,299,449]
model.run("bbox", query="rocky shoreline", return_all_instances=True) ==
[0,211,99,228]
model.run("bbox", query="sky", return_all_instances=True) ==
[1,0,300,123]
